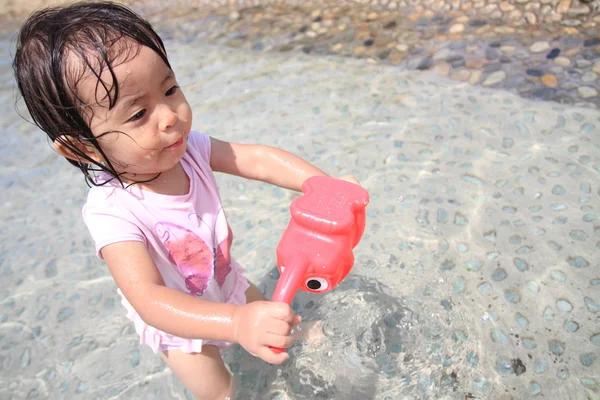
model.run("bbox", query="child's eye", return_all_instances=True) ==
[129,109,146,122]
[165,85,179,96]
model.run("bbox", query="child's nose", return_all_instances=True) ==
[158,104,178,131]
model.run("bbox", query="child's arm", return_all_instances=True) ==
[210,138,352,191]
[101,240,296,363]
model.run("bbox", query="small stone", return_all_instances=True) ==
[395,43,409,52]
[568,5,590,16]
[557,367,569,380]
[531,382,542,395]
[585,297,599,313]
[516,313,529,328]
[469,70,482,85]
[466,59,488,69]
[540,74,558,88]
[557,299,573,311]
[568,256,589,268]
[557,0,572,13]
[483,71,506,86]
[491,268,507,281]
[547,48,560,59]
[530,41,550,53]
[525,12,537,24]
[580,378,599,392]
[581,72,597,83]
[549,340,565,356]
[554,57,571,67]
[535,360,549,374]
[451,69,471,81]
[523,337,537,349]
[504,290,521,303]
[526,69,544,77]
[514,258,529,272]
[580,353,596,367]
[578,86,598,99]
[552,184,566,195]
[496,357,515,375]
[21,348,31,369]
[527,281,539,292]
[478,282,492,296]
[591,333,600,346]
[508,9,523,20]
[433,62,451,76]
[565,321,579,332]
[331,43,343,52]
[449,24,465,34]
[593,62,600,74]
[353,46,366,56]
[551,270,567,282]
[492,329,511,344]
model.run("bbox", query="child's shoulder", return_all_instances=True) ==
[185,130,211,162]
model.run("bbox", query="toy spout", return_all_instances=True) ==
[272,259,306,305]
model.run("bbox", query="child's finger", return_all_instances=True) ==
[264,332,294,349]
[292,315,302,327]
[269,302,295,322]
[257,347,289,365]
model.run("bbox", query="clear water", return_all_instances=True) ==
[0,31,598,400]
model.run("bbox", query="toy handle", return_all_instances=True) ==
[269,259,305,354]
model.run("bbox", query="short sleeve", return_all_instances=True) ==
[186,131,212,165]
[83,201,146,259]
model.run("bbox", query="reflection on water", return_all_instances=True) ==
[0,17,598,400]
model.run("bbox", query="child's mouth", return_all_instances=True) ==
[164,137,183,150]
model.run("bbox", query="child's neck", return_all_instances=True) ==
[130,162,190,196]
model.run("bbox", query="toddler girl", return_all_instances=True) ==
[13,2,358,399]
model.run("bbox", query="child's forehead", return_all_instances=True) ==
[67,41,169,102]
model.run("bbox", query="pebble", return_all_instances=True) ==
[530,41,550,53]
[557,299,573,311]
[549,340,565,356]
[554,57,571,67]
[483,71,506,86]
[584,297,599,313]
[491,268,507,281]
[580,378,599,391]
[581,72,597,83]
[546,48,560,59]
[492,329,511,344]
[534,360,549,374]
[580,353,596,367]
[496,357,515,375]
[565,321,579,332]
[449,24,465,33]
[523,337,537,349]
[540,74,557,88]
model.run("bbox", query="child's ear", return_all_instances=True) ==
[53,135,103,164]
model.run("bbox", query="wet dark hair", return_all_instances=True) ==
[13,1,171,186]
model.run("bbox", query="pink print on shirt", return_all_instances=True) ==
[155,209,233,296]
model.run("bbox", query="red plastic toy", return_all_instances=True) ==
[270,175,369,353]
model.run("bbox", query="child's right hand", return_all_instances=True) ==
[232,301,300,364]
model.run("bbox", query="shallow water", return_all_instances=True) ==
[0,30,599,400]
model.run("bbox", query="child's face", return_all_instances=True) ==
[77,43,192,181]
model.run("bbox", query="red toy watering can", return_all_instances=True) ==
[270,176,369,353]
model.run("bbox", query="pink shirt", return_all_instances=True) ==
[83,131,243,304]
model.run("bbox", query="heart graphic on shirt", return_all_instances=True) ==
[155,222,214,296]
